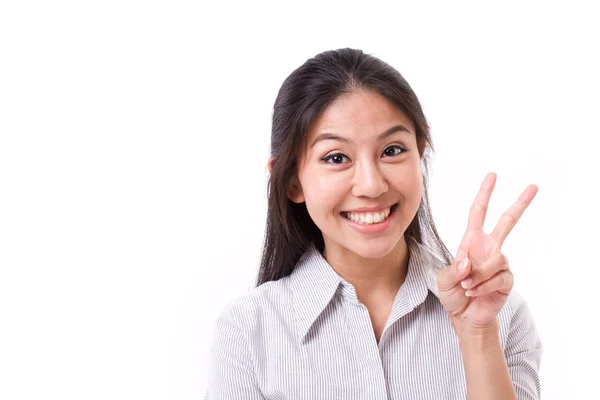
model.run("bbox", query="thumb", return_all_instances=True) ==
[438,257,471,292]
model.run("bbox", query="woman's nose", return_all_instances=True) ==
[351,161,388,198]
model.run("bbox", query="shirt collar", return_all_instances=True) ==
[288,237,447,343]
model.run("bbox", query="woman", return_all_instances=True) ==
[205,48,542,399]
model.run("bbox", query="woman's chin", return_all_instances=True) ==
[344,239,401,260]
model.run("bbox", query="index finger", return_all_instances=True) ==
[490,184,539,249]
[466,172,497,232]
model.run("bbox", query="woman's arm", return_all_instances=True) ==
[205,301,266,400]
[453,319,517,400]
[452,297,542,400]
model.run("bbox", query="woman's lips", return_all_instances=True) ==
[340,203,398,233]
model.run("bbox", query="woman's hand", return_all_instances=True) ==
[437,173,539,331]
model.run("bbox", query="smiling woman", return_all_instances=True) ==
[280,90,424,265]
[204,49,542,399]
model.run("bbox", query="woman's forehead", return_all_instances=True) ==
[308,91,415,140]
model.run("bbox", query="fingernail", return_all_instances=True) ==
[461,278,473,289]
[465,288,475,297]
[458,258,469,271]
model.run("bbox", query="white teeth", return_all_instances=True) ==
[343,205,394,225]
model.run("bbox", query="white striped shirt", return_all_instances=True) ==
[205,237,542,399]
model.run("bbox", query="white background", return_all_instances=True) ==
[1,1,598,399]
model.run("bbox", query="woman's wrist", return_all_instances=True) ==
[450,316,502,352]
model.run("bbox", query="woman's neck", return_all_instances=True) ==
[322,237,410,301]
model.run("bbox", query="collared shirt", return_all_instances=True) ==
[205,237,542,399]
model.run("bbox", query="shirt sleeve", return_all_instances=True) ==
[204,301,265,400]
[505,295,543,400]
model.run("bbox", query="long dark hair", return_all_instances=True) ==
[256,48,453,286]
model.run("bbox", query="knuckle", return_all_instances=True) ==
[501,211,518,225]
[471,203,488,212]
[507,269,514,279]
[495,252,508,265]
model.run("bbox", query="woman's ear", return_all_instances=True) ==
[267,156,275,174]
[286,175,305,204]
[267,156,304,203]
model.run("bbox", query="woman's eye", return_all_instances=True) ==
[321,146,406,165]
[321,153,350,164]
[383,145,407,157]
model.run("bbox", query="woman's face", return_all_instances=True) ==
[290,90,424,260]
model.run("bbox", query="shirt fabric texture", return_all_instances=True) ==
[205,237,542,399]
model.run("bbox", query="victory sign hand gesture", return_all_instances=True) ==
[437,173,539,330]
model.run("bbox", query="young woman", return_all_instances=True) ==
[205,48,542,399]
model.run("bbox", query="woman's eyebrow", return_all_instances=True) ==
[310,124,411,148]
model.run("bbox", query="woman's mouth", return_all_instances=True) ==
[340,203,398,225]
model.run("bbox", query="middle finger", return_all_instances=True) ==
[489,184,539,251]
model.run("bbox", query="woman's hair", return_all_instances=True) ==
[256,48,453,286]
